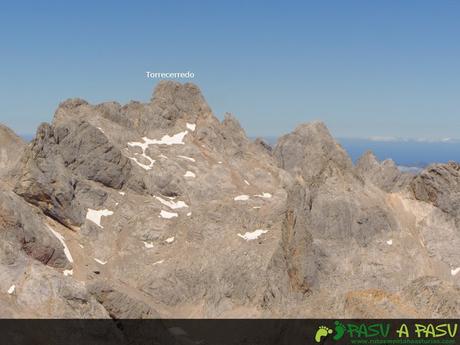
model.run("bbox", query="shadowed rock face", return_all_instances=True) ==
[13,122,111,228]
[0,81,459,320]
[411,162,460,220]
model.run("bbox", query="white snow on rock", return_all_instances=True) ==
[129,156,155,170]
[97,127,105,134]
[178,155,196,162]
[237,229,268,241]
[94,258,107,265]
[165,237,175,243]
[186,123,196,131]
[128,131,187,149]
[218,161,223,164]
[255,192,272,199]
[86,209,114,228]
[127,131,189,170]
[253,206,261,209]
[143,241,154,249]
[155,196,188,209]
[46,225,74,263]
[119,191,125,196]
[153,259,165,265]
[159,210,178,219]
[244,180,250,185]
[7,285,15,294]
[386,239,393,245]
[234,195,250,201]
[63,269,73,276]
[451,267,460,276]
[184,170,196,178]
[187,212,192,216]
[159,154,168,159]
[79,244,84,248]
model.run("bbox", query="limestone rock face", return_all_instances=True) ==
[0,82,459,320]
[13,123,110,228]
[274,121,353,181]
[411,162,460,222]
[0,124,25,185]
[356,150,413,192]
[270,118,459,317]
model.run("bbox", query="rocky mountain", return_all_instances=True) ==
[0,81,459,320]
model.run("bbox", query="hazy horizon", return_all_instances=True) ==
[1,1,459,140]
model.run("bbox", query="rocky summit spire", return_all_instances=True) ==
[274,121,353,181]
[150,80,212,119]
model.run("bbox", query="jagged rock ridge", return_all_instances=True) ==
[0,81,459,322]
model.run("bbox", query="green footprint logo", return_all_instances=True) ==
[333,321,346,341]
[314,326,333,343]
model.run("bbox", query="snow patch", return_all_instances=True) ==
[143,241,154,249]
[159,210,178,219]
[129,131,187,148]
[238,229,268,241]
[94,258,107,265]
[159,154,168,159]
[184,171,196,178]
[127,131,189,170]
[7,285,15,294]
[46,225,74,263]
[244,180,250,185]
[386,239,393,245]
[178,155,196,162]
[63,269,73,276]
[451,267,460,276]
[234,195,250,201]
[255,192,272,199]
[155,196,188,209]
[153,259,164,265]
[119,191,125,196]
[165,237,175,243]
[97,127,105,134]
[187,212,192,216]
[86,209,114,228]
[186,123,196,131]
[130,156,155,170]
[253,206,261,209]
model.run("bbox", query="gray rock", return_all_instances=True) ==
[0,124,26,185]
[411,162,460,222]
[0,82,459,320]
[13,123,108,228]
[356,150,413,192]
[0,190,68,268]
[274,121,353,181]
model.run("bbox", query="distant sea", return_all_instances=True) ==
[259,136,460,168]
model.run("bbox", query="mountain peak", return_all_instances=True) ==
[275,121,353,180]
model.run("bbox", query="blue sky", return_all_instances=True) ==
[1,1,459,139]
